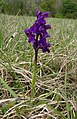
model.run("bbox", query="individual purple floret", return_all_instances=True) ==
[24,10,51,53]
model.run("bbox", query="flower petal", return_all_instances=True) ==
[39,26,44,31]
[36,10,42,18]
[24,28,32,37]
[28,35,35,45]
[42,12,50,18]
[44,24,51,30]
[43,30,50,38]
[37,17,46,25]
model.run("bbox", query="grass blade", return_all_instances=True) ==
[0,77,18,98]
[0,29,3,49]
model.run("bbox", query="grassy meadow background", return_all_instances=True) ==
[0,13,77,119]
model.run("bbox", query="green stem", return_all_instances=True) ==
[31,50,38,98]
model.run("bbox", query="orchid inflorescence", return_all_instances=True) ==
[24,10,51,53]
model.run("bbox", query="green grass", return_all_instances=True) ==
[0,14,77,119]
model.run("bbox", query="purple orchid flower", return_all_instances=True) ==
[24,10,51,97]
[24,10,51,53]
